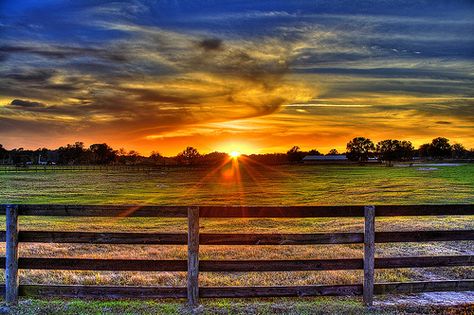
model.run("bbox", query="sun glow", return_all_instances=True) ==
[230,151,241,158]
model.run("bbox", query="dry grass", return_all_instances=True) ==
[0,216,472,289]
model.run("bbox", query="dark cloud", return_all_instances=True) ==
[198,38,223,51]
[319,80,474,99]
[295,67,473,81]
[435,121,452,125]
[0,45,128,62]
[124,88,199,104]
[9,99,45,108]
[5,69,55,83]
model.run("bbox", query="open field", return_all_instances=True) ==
[0,164,473,311]
[1,163,473,205]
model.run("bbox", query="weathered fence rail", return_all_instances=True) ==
[0,204,473,307]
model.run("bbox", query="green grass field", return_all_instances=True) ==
[5,297,474,314]
[1,163,473,205]
[0,164,473,313]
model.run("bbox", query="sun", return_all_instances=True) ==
[230,151,241,158]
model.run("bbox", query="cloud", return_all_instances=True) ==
[9,99,45,108]
[198,38,223,51]
[0,44,128,62]
[0,23,314,144]
[5,69,55,83]
[1,1,473,152]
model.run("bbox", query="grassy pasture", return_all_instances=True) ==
[0,164,473,312]
[5,297,474,314]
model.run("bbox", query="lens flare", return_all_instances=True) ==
[230,151,241,158]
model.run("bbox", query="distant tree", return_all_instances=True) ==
[247,153,288,165]
[376,140,414,166]
[418,143,431,158]
[114,149,143,165]
[9,147,34,165]
[150,151,162,159]
[429,137,451,159]
[308,149,322,155]
[399,141,415,161]
[0,144,7,163]
[116,148,127,164]
[346,137,375,162]
[58,142,87,164]
[287,146,304,162]
[89,143,117,164]
[149,151,164,165]
[200,152,229,165]
[327,149,339,155]
[376,140,400,166]
[451,143,467,159]
[126,150,140,165]
[35,147,50,164]
[176,147,201,165]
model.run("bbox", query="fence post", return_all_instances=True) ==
[5,204,19,305]
[363,205,375,306]
[187,206,200,308]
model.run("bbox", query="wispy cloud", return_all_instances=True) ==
[0,0,473,153]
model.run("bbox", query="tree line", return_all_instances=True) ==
[283,136,472,165]
[0,136,472,166]
[344,136,472,165]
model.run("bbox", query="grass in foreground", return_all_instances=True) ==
[3,298,474,315]
[0,216,472,288]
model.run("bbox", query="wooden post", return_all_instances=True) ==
[187,206,200,307]
[5,204,19,305]
[363,205,375,306]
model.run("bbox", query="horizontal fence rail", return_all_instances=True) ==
[1,230,473,245]
[1,204,473,217]
[0,281,473,300]
[0,256,471,272]
[0,204,473,308]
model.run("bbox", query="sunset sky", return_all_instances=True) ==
[1,0,473,155]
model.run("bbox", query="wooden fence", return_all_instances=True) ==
[0,204,473,307]
[0,165,162,173]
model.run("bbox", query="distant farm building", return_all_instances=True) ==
[302,155,349,163]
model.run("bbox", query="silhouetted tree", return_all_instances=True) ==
[308,149,322,155]
[149,151,165,165]
[246,153,288,165]
[376,139,414,166]
[0,144,7,163]
[127,150,140,164]
[176,147,201,165]
[418,143,431,158]
[200,152,229,165]
[58,142,87,164]
[429,137,451,159]
[451,143,467,159]
[287,146,304,162]
[327,149,339,155]
[399,141,415,161]
[346,137,375,162]
[89,143,116,164]
[36,147,50,164]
